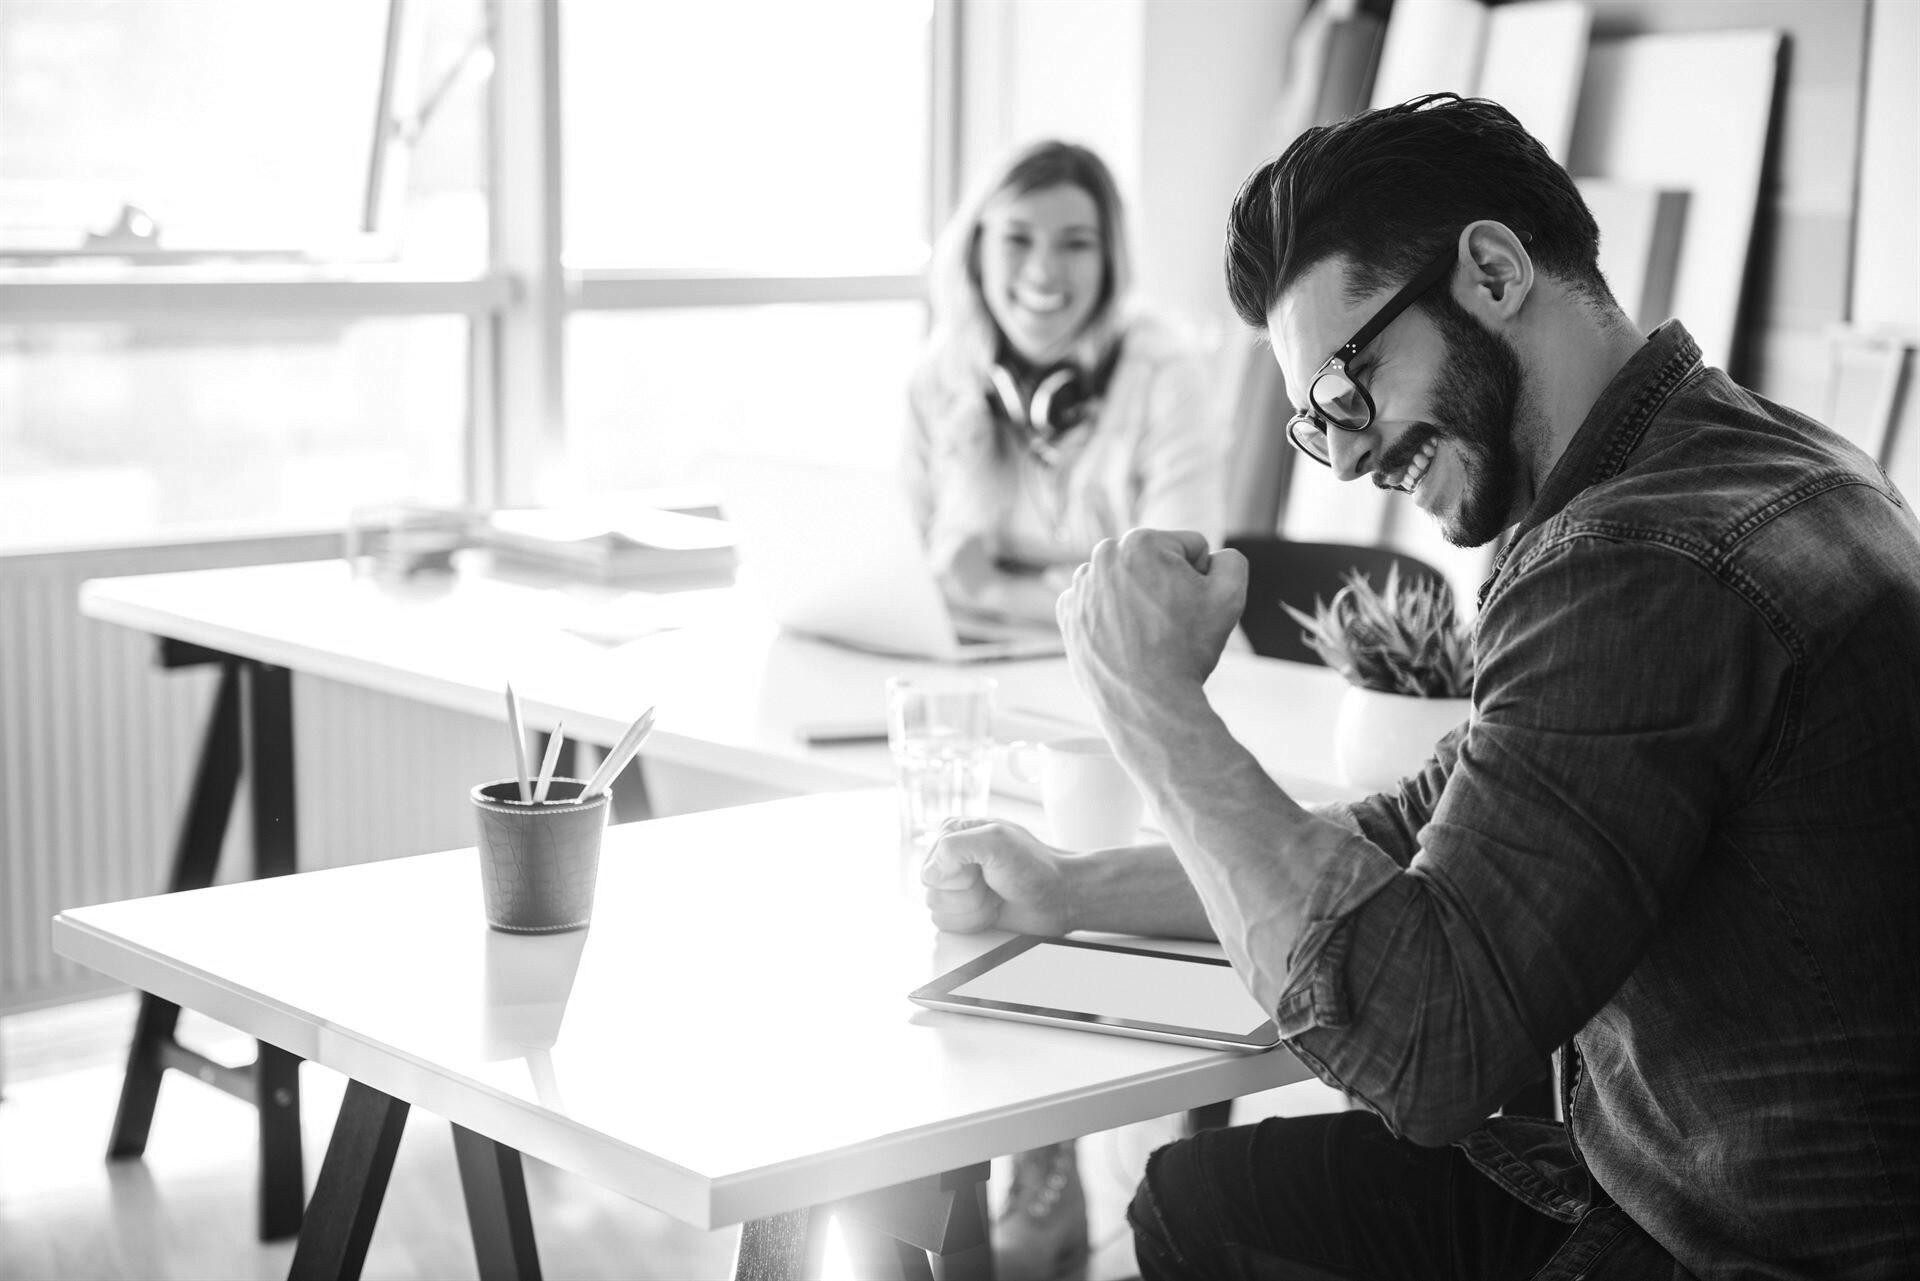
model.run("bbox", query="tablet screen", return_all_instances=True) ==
[912,936,1280,1050]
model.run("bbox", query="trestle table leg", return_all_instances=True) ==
[109,658,244,1160]
[288,1080,410,1281]
[452,1124,543,1281]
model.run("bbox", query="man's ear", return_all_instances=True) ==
[1454,220,1533,322]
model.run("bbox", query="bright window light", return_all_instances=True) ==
[0,0,390,254]
[0,317,468,551]
[561,0,933,272]
[565,301,925,497]
[0,0,488,263]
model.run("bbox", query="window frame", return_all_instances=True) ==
[0,0,956,548]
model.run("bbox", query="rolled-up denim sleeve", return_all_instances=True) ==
[1276,537,1788,1146]
[1316,722,1468,867]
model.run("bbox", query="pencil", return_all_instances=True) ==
[533,723,565,803]
[505,681,533,803]
[582,706,656,800]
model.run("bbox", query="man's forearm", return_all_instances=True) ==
[1060,841,1217,940]
[1096,678,1378,1013]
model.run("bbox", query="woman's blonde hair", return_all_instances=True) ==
[926,139,1133,396]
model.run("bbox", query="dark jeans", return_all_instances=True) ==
[1128,1112,1572,1281]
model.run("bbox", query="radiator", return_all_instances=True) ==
[0,539,507,1014]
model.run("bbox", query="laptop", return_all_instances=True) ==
[717,456,1067,663]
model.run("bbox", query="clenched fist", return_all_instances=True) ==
[921,818,1075,936]
[1056,528,1247,704]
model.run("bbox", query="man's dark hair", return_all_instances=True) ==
[1225,94,1613,329]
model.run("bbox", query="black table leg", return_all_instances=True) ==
[109,657,244,1160]
[108,646,308,1240]
[288,1080,410,1281]
[257,1041,306,1240]
[248,660,298,881]
[1185,1099,1233,1133]
[452,1124,543,1281]
[247,661,307,1238]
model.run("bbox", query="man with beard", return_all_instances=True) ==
[923,95,1920,1278]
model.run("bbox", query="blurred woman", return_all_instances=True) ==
[903,140,1226,1280]
[904,139,1224,628]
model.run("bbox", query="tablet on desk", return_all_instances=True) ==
[910,936,1281,1052]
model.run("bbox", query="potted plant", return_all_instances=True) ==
[1284,566,1473,791]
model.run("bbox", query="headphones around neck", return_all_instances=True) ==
[983,340,1125,466]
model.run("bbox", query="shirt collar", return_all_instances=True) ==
[1480,321,1704,604]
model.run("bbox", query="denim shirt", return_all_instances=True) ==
[1275,323,1920,1278]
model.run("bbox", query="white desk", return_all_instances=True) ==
[54,790,1312,1279]
[79,559,1359,806]
[75,558,1359,1245]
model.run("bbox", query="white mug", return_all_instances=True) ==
[1006,735,1144,851]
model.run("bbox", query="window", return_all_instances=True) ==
[0,0,946,552]
[566,302,927,494]
[561,0,931,273]
[557,0,938,497]
[0,0,490,554]
[0,0,389,256]
[0,317,469,549]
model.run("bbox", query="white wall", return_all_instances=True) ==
[1008,0,1146,193]
[1137,0,1311,334]
[958,0,1311,338]
[1853,0,1920,333]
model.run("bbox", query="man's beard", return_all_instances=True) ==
[1377,290,1526,548]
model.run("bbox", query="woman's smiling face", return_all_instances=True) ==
[977,183,1105,366]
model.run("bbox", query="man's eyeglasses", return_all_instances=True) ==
[1285,243,1460,468]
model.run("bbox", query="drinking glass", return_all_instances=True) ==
[885,675,997,857]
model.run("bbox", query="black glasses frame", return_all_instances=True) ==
[1285,242,1460,467]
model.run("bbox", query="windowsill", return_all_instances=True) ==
[0,258,499,283]
[0,524,342,570]
[571,270,927,310]
[0,266,511,319]
[0,265,931,318]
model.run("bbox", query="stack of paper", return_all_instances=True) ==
[478,504,737,585]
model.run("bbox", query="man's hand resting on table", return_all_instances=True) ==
[921,531,1259,947]
[921,818,1074,936]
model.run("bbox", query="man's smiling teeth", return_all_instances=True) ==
[1391,440,1438,493]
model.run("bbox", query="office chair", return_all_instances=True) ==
[1223,535,1453,664]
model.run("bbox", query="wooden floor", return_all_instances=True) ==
[0,993,1345,1280]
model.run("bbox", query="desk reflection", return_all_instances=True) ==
[481,927,590,1109]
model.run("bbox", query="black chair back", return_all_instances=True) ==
[1223,535,1452,666]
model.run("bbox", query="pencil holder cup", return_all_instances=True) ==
[470,779,609,933]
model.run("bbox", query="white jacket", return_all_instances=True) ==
[902,312,1227,597]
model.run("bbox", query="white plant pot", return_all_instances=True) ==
[1333,686,1472,794]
